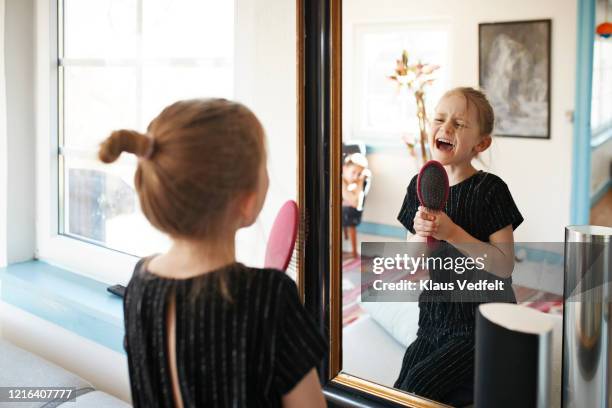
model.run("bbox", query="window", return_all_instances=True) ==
[591,38,612,136]
[58,0,234,256]
[37,0,297,283]
[347,22,449,143]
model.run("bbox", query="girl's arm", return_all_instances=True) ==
[417,207,515,279]
[282,368,326,408]
[342,180,360,208]
[446,224,515,279]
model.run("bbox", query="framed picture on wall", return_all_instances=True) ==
[479,19,551,139]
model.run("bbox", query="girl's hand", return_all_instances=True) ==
[416,206,457,241]
[413,206,437,237]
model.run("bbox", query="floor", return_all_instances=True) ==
[590,189,612,227]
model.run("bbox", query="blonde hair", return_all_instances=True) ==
[99,98,265,241]
[442,87,495,136]
[344,152,369,169]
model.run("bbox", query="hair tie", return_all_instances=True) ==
[142,135,155,160]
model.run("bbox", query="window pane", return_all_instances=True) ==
[61,0,237,258]
[64,0,139,59]
[592,40,612,133]
[351,25,449,140]
[142,0,234,59]
[592,100,600,130]
[365,95,406,131]
[63,66,139,149]
[141,65,233,129]
[63,155,170,256]
[59,0,298,269]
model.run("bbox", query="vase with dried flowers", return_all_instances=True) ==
[388,50,439,166]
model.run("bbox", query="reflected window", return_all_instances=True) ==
[591,39,612,135]
[348,22,449,142]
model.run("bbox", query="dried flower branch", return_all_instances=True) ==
[387,50,440,164]
[387,50,439,93]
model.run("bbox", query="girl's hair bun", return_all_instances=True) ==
[98,129,153,163]
[98,98,265,244]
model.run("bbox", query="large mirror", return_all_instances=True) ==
[328,0,608,406]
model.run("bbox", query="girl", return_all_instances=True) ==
[341,153,370,257]
[99,99,327,408]
[341,152,369,212]
[394,87,523,405]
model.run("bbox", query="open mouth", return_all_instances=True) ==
[435,137,455,152]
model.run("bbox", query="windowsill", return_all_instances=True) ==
[591,125,612,148]
[345,140,413,155]
[357,222,406,239]
[0,261,125,354]
[346,135,407,154]
[364,142,407,154]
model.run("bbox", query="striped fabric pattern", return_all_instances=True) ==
[123,261,326,407]
[398,170,524,243]
[394,170,524,405]
[394,334,475,402]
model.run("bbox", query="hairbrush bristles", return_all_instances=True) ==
[417,160,449,210]
[286,210,306,281]
[417,160,449,245]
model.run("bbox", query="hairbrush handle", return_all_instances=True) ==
[416,160,448,249]
[426,223,441,250]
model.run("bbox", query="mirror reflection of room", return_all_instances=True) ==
[340,0,609,406]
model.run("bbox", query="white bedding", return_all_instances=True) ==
[342,314,405,388]
[342,305,563,407]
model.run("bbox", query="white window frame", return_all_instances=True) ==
[591,37,612,140]
[349,20,451,145]
[35,0,237,284]
[33,0,290,284]
[0,0,7,267]
[56,0,233,259]
[35,0,138,285]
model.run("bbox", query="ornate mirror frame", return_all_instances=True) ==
[299,0,454,406]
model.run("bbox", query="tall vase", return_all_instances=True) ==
[414,90,429,166]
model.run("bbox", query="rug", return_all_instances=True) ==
[342,253,564,327]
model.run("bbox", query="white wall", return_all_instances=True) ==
[2,0,36,265]
[234,0,297,266]
[343,0,578,242]
[361,152,416,227]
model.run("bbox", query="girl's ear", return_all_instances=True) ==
[474,135,492,153]
[237,190,258,228]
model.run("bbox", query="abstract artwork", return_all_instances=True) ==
[479,20,551,138]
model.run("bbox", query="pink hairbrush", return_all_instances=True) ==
[264,200,299,272]
[416,160,449,245]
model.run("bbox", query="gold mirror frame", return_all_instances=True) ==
[296,0,305,303]
[327,0,452,405]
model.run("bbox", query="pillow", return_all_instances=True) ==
[358,301,419,348]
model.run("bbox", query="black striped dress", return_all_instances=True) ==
[123,259,326,407]
[394,170,524,405]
